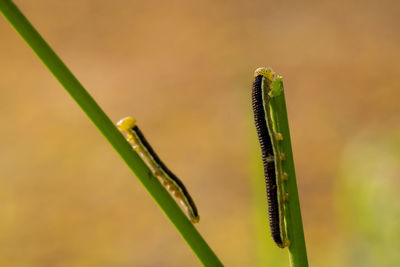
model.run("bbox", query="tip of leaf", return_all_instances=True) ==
[270,76,284,97]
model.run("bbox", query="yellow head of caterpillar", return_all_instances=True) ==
[117,117,137,131]
[254,67,275,86]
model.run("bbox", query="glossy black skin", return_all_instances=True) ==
[252,75,283,247]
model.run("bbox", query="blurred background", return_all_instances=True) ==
[1,0,400,266]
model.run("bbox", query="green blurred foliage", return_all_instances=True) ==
[336,129,400,267]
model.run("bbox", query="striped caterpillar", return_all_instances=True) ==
[117,117,200,223]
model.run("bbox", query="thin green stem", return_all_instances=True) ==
[0,1,223,266]
[270,77,308,266]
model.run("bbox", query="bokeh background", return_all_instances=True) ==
[1,0,400,266]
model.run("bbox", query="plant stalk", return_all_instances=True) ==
[270,76,308,266]
[0,1,223,266]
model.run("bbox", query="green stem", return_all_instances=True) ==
[0,1,223,266]
[270,77,308,266]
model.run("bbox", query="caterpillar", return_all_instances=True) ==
[117,117,200,223]
[252,67,289,248]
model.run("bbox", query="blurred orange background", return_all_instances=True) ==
[1,0,400,266]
